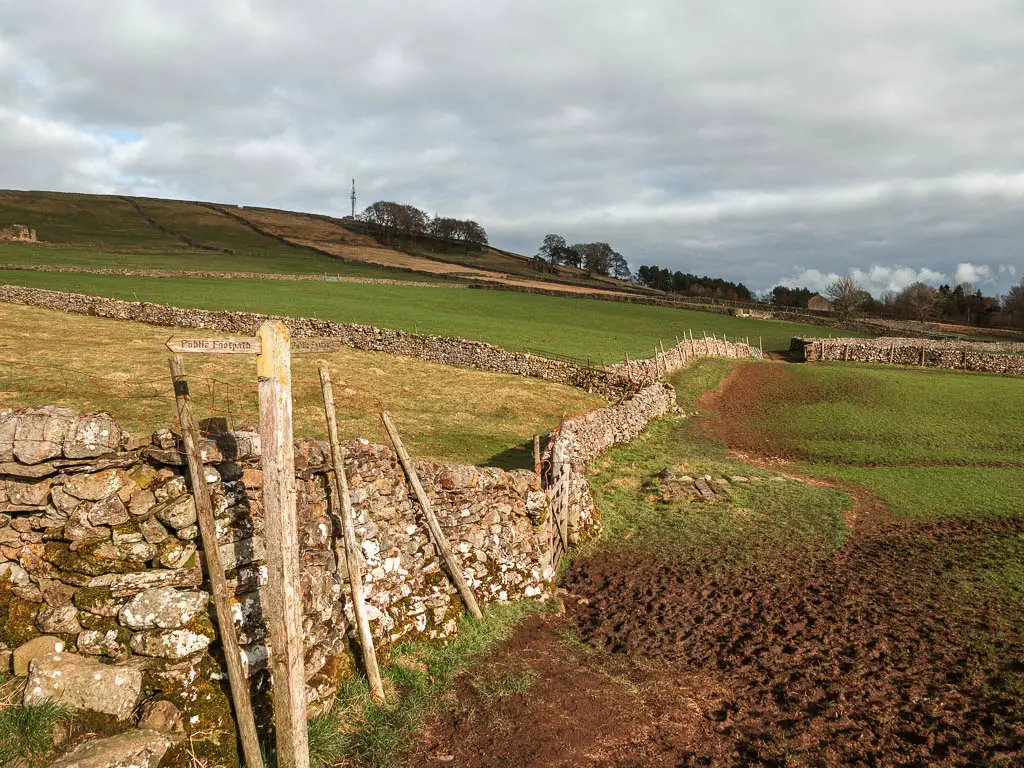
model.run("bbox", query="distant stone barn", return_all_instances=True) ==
[807,293,832,311]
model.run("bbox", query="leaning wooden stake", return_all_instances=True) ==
[318,367,386,704]
[624,352,632,385]
[380,410,483,621]
[257,321,309,768]
[169,357,265,768]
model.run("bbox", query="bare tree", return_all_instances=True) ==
[826,274,868,318]
[895,282,941,321]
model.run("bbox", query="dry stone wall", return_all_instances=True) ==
[0,405,550,745]
[0,264,458,289]
[794,337,1024,375]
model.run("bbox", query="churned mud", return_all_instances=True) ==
[412,514,1023,767]
[566,517,1024,766]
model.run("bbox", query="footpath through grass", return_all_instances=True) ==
[0,270,862,359]
[584,359,853,566]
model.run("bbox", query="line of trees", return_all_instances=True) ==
[360,201,488,251]
[534,234,631,279]
[635,264,753,301]
[770,276,1024,328]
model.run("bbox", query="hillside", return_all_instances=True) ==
[0,190,649,294]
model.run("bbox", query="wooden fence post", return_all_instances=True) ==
[169,357,264,768]
[380,410,483,621]
[318,367,386,704]
[257,321,309,768]
[919,345,926,366]
[550,441,570,555]
[624,352,632,385]
[533,435,542,476]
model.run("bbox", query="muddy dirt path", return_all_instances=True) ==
[406,364,1024,767]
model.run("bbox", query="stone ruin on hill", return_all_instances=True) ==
[0,224,37,242]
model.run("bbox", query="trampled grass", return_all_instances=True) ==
[0,270,863,359]
[0,303,601,467]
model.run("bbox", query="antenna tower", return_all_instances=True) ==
[350,179,356,218]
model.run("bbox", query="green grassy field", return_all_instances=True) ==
[730,363,1024,519]
[0,244,450,280]
[0,270,862,359]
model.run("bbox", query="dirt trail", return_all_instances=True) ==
[407,363,1024,767]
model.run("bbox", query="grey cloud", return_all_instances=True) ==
[1,0,1023,294]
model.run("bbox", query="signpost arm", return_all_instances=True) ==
[257,321,309,768]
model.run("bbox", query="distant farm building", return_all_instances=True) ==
[0,224,37,242]
[807,293,832,311]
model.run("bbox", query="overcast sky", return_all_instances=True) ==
[2,1,1023,296]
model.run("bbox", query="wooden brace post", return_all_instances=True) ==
[380,410,483,621]
[318,366,386,704]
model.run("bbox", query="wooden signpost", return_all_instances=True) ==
[165,323,358,768]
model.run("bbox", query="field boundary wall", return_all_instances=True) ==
[0,289,757,760]
[793,336,1024,375]
[0,264,460,289]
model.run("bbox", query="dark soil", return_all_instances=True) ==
[410,612,733,767]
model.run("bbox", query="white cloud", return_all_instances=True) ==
[954,262,991,285]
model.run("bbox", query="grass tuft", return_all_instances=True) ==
[0,701,71,767]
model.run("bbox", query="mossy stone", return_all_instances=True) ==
[1,595,42,647]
